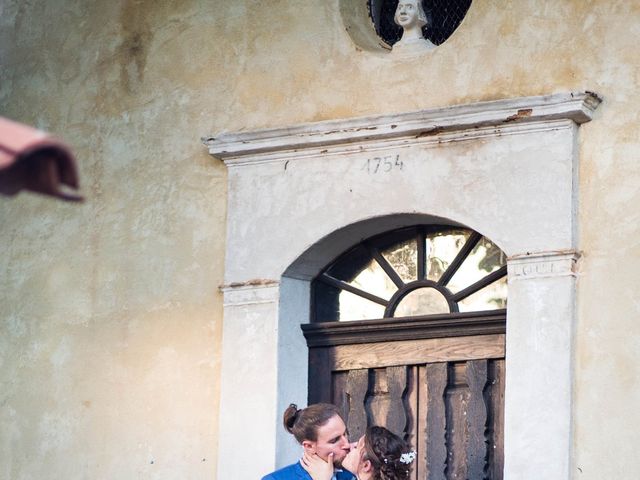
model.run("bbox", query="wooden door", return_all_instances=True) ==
[305,325,505,480]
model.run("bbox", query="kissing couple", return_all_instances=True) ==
[262,403,416,480]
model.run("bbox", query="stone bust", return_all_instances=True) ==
[392,0,436,55]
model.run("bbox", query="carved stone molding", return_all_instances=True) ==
[221,281,280,306]
[508,250,580,280]
[203,92,601,164]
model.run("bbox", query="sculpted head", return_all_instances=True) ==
[394,0,428,29]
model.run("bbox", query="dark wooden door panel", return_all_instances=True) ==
[424,363,448,480]
[485,359,505,480]
[328,334,505,371]
[316,349,505,479]
[466,360,489,480]
[345,369,369,441]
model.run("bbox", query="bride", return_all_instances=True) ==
[301,426,416,480]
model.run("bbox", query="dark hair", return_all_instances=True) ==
[363,426,413,480]
[283,403,341,443]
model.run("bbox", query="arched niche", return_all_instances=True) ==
[339,0,474,53]
[283,213,471,280]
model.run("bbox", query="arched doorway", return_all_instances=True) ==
[209,93,597,479]
[303,225,506,479]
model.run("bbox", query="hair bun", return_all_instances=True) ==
[283,403,300,432]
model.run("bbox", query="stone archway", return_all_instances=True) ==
[207,92,600,479]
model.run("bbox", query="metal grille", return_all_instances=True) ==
[368,0,472,47]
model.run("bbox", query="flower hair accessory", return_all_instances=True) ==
[399,450,417,464]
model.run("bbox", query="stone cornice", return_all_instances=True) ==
[203,92,601,163]
[507,250,581,280]
[221,280,280,307]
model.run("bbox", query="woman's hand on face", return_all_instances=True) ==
[300,452,334,480]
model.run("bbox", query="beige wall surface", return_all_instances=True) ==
[1,0,639,479]
[0,0,227,478]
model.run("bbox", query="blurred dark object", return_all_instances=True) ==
[0,116,83,202]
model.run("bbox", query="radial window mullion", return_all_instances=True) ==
[320,273,389,307]
[437,231,482,287]
[451,265,508,302]
[417,230,426,280]
[368,244,405,289]
[313,225,507,323]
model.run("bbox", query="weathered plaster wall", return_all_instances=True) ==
[1,0,639,479]
[0,0,227,478]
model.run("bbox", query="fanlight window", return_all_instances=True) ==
[313,226,507,322]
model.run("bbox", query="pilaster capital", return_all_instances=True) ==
[220,279,280,306]
[507,250,580,280]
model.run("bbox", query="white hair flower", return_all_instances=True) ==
[399,451,416,464]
